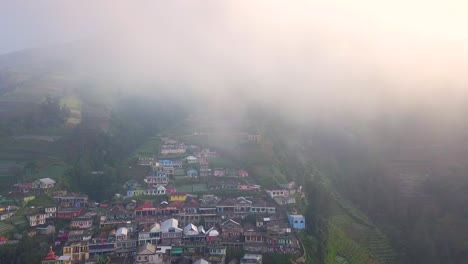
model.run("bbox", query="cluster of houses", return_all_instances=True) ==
[1,137,306,264]
[129,138,257,198]
[35,193,301,264]
[160,139,189,155]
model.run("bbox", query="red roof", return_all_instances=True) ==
[43,247,58,261]
[239,170,248,174]
[168,201,184,208]
[184,198,200,208]
[0,237,7,242]
[136,201,154,210]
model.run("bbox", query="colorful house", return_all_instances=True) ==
[70,217,93,229]
[63,242,89,262]
[238,170,249,177]
[213,168,226,177]
[169,193,187,202]
[165,186,177,194]
[186,169,198,178]
[205,227,220,242]
[287,214,305,229]
[57,208,83,219]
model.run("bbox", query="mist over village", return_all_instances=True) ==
[0,1,467,264]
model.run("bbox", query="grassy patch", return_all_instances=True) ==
[174,184,208,193]
[131,137,161,158]
[26,195,57,207]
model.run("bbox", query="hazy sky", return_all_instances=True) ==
[1,1,468,118]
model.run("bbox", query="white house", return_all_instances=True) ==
[70,217,93,229]
[183,224,199,236]
[116,227,128,241]
[28,212,48,227]
[185,156,198,164]
[138,223,161,245]
[265,189,290,198]
[32,178,56,189]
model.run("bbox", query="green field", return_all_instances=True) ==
[175,184,208,193]
[130,137,161,158]
[61,96,82,126]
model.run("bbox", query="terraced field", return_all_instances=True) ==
[327,182,399,264]
[0,222,15,235]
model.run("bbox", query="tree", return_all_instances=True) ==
[95,255,110,264]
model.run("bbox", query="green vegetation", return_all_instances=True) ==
[0,222,15,236]
[26,195,57,207]
[130,137,161,158]
[0,236,50,264]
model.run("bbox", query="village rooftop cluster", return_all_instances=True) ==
[0,137,305,264]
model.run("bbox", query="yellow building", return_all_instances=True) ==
[63,242,89,262]
[169,193,187,202]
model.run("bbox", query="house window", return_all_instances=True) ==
[295,220,298,223]
[300,220,304,223]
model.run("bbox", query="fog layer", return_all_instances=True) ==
[3,1,468,119]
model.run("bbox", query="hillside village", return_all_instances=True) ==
[0,136,306,264]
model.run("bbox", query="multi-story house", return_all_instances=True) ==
[136,243,164,264]
[183,223,206,243]
[195,149,217,159]
[134,201,179,219]
[63,242,89,262]
[199,166,211,177]
[144,171,168,186]
[138,222,161,245]
[68,230,92,242]
[220,219,243,242]
[88,239,115,258]
[213,168,226,177]
[216,197,252,218]
[28,207,56,227]
[53,193,88,208]
[160,218,183,245]
[243,229,266,244]
[206,246,227,264]
[127,186,166,197]
[70,217,93,229]
[138,156,157,166]
[240,254,262,264]
[250,200,277,215]
[44,206,57,218]
[160,144,187,155]
[57,208,83,219]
